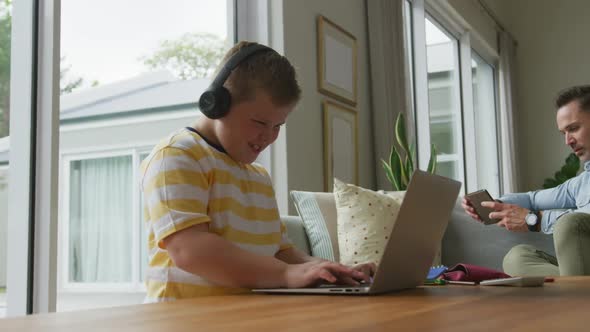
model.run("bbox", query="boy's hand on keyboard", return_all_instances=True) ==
[284,260,367,288]
[351,262,377,279]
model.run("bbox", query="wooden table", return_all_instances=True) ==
[1,277,589,331]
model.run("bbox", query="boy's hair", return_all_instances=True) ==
[216,41,301,107]
[555,85,590,112]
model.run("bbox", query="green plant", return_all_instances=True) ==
[543,153,580,189]
[381,113,437,190]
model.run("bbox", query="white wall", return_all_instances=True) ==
[486,0,590,190]
[282,0,375,204]
[446,0,498,53]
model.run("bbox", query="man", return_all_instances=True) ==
[462,85,590,276]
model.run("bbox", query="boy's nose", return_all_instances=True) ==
[259,127,275,142]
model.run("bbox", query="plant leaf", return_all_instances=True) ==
[381,159,399,190]
[395,113,411,157]
[389,148,404,190]
[408,142,416,175]
[427,144,437,174]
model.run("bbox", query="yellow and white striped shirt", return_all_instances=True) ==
[140,128,292,302]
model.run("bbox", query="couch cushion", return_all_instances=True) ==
[333,179,405,266]
[281,215,312,255]
[442,199,556,270]
[290,191,339,261]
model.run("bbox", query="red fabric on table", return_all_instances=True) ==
[442,263,511,282]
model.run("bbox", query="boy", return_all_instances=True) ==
[140,41,375,302]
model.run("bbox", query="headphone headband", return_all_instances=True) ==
[210,43,275,89]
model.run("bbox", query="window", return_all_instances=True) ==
[58,0,234,311]
[59,148,151,310]
[471,53,500,197]
[67,155,133,284]
[424,18,464,183]
[63,149,151,287]
[407,0,501,194]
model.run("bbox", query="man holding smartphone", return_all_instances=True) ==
[462,85,590,277]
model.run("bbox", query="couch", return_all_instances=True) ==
[282,199,556,271]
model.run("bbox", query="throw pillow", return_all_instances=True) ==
[290,191,339,261]
[333,178,405,266]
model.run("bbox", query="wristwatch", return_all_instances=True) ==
[525,211,539,232]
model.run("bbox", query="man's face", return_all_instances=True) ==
[216,91,294,164]
[556,100,590,162]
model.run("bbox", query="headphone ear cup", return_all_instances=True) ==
[213,86,231,119]
[199,87,231,119]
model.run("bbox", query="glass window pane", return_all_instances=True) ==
[0,0,11,318]
[68,156,133,283]
[58,0,232,312]
[425,18,464,183]
[472,53,500,196]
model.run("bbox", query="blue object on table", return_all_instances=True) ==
[427,265,448,279]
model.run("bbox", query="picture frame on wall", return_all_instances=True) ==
[323,100,358,191]
[317,15,358,106]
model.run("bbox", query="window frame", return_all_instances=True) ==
[6,0,57,316]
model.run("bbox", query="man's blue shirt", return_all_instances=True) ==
[499,160,590,234]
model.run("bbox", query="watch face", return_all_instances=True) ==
[525,213,537,226]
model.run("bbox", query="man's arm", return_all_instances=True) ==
[163,224,367,289]
[498,178,580,233]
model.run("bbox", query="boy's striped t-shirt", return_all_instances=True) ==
[140,128,292,302]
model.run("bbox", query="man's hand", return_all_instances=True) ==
[461,197,482,222]
[283,260,370,288]
[481,201,529,232]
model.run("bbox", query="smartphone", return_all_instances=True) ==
[464,189,499,225]
[480,276,545,287]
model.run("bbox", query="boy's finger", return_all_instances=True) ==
[318,270,337,283]
[338,276,360,286]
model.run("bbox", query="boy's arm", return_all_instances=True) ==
[275,247,378,277]
[163,224,367,288]
[275,247,324,264]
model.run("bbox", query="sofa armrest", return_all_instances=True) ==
[281,215,312,256]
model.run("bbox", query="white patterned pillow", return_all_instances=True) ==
[333,179,405,266]
[290,191,339,261]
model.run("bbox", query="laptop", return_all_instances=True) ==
[253,170,461,295]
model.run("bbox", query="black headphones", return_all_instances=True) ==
[198,43,276,119]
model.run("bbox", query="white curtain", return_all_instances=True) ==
[498,31,520,194]
[70,156,132,282]
[366,0,412,190]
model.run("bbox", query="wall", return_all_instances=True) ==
[60,115,195,153]
[486,0,590,190]
[445,0,498,54]
[282,0,375,204]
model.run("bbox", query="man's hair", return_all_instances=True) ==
[555,85,590,112]
[216,41,301,107]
